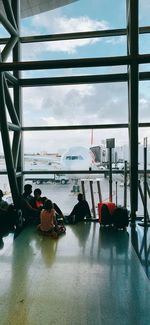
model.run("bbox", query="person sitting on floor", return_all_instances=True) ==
[37,199,60,238]
[31,188,47,210]
[0,190,9,212]
[0,190,16,233]
[0,189,9,233]
[31,188,64,224]
[21,184,40,224]
[67,193,92,224]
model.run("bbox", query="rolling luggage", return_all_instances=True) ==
[98,202,116,226]
[112,206,129,230]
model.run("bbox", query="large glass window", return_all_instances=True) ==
[139,81,150,123]
[22,83,128,126]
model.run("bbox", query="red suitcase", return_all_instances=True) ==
[98,202,116,225]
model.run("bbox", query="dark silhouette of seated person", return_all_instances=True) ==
[0,189,9,212]
[0,189,9,232]
[31,188,64,220]
[68,193,91,223]
[0,189,15,233]
[31,188,47,210]
[21,184,40,224]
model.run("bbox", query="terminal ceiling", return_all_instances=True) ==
[0,0,77,18]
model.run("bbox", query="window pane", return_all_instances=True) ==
[139,81,150,123]
[139,0,150,27]
[22,83,128,126]
[139,34,150,55]
[23,129,129,178]
[21,35,127,63]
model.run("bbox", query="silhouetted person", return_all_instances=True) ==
[21,184,40,224]
[0,189,9,212]
[0,189,15,233]
[31,188,47,210]
[68,193,91,223]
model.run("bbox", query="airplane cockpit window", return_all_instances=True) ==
[65,155,84,160]
[72,156,83,160]
[72,156,78,160]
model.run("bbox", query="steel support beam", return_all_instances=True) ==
[0,71,19,205]
[5,71,18,85]
[20,73,128,87]
[0,11,18,36]
[0,56,131,72]
[0,0,22,205]
[12,0,23,194]
[12,131,21,170]
[1,26,150,46]
[1,36,18,61]
[19,26,150,43]
[0,54,149,72]
[3,0,18,31]
[127,0,139,223]
[19,71,150,87]
[22,122,150,132]
[4,77,21,126]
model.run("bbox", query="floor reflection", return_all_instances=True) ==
[131,224,150,279]
[0,225,21,251]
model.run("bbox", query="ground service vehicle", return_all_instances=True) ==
[25,174,69,185]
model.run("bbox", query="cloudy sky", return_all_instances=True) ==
[1,0,150,154]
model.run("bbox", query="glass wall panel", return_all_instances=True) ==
[139,63,150,72]
[22,83,128,126]
[23,128,129,216]
[24,171,129,217]
[21,36,127,62]
[23,129,129,165]
[139,81,150,123]
[139,34,150,54]
[139,0,150,27]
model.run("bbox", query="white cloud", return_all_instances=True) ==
[21,13,110,56]
[106,36,126,45]
[31,13,110,34]
[23,82,128,129]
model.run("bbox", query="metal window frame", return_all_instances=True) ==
[0,0,150,222]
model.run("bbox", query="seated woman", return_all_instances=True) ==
[31,188,47,210]
[37,200,65,238]
[32,188,64,225]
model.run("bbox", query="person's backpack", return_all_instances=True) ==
[100,204,112,226]
[98,202,116,226]
[112,207,129,230]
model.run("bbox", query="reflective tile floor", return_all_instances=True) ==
[130,222,150,280]
[0,222,150,325]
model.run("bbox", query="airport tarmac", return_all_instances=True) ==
[0,158,148,218]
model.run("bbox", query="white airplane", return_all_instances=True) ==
[24,146,97,172]
[60,146,96,171]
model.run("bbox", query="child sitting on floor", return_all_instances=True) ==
[37,200,65,238]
